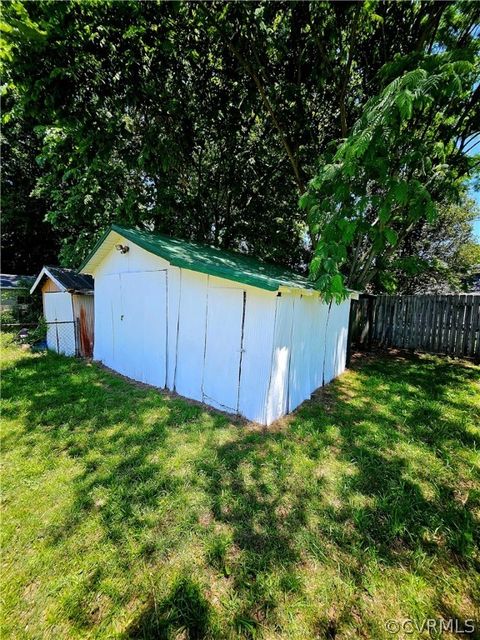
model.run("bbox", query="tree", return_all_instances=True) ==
[1,4,60,274]
[2,0,457,272]
[376,198,480,294]
[1,103,61,274]
[2,1,311,268]
[301,12,480,300]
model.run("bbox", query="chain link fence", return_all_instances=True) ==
[2,320,79,356]
[45,320,78,356]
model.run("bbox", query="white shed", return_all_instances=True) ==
[80,225,353,425]
[30,266,94,357]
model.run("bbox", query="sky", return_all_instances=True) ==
[470,190,480,240]
[467,138,480,241]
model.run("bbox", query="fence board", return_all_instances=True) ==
[475,296,480,359]
[469,296,479,358]
[444,296,453,355]
[350,293,479,361]
[455,295,465,358]
[450,294,459,355]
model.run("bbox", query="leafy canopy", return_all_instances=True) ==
[1,0,479,296]
[301,40,479,300]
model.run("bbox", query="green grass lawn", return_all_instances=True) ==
[1,335,479,639]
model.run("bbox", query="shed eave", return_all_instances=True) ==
[30,267,67,295]
[278,285,318,296]
[67,288,95,295]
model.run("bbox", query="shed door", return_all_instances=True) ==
[43,292,76,356]
[101,271,167,388]
[202,287,245,412]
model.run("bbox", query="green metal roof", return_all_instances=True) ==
[80,224,316,293]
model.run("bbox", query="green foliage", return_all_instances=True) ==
[301,23,479,298]
[3,0,470,276]
[0,307,17,327]
[2,1,479,293]
[381,198,480,293]
[2,1,317,269]
[26,315,47,344]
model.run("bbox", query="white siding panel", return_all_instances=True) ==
[94,240,169,277]
[238,290,277,423]
[322,303,336,385]
[323,299,351,384]
[334,299,351,377]
[202,287,245,412]
[265,295,295,424]
[166,267,181,389]
[94,271,167,388]
[118,271,167,387]
[174,272,208,402]
[43,291,74,323]
[310,299,329,392]
[288,295,313,411]
[94,274,120,370]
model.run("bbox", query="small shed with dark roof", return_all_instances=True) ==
[31,266,94,357]
[79,225,354,425]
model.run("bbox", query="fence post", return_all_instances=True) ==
[55,320,59,353]
[74,319,79,357]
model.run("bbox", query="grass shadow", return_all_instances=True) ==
[128,575,213,640]
[2,341,479,638]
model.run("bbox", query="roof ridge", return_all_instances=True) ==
[46,265,78,272]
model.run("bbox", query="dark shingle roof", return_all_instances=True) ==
[46,266,93,292]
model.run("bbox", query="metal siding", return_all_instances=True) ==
[93,271,167,388]
[129,271,167,387]
[202,287,245,412]
[72,294,94,357]
[322,304,336,385]
[93,243,170,383]
[174,271,208,402]
[323,299,350,384]
[113,272,167,386]
[334,299,351,377]
[93,274,117,367]
[238,290,277,423]
[265,295,295,424]
[309,298,329,392]
[288,295,314,411]
[166,267,181,390]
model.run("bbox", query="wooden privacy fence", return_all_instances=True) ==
[350,294,480,360]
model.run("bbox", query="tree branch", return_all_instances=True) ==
[199,5,306,193]
[339,5,361,139]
